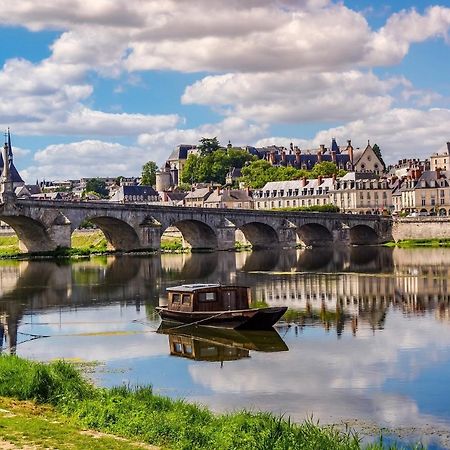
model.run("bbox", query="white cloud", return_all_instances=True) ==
[138,117,268,150]
[182,70,403,123]
[1,1,450,179]
[255,107,450,164]
[20,140,161,182]
[366,6,450,66]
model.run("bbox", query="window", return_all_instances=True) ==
[172,293,181,303]
[199,292,216,302]
[182,294,191,305]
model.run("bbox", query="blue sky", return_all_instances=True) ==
[0,0,449,182]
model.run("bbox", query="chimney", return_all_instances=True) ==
[347,139,354,164]
[332,173,337,182]
[301,176,307,187]
[318,175,323,185]
[269,151,276,165]
[447,142,450,154]
[436,167,441,179]
[281,150,287,165]
[290,142,294,152]
[295,148,301,167]
[331,150,336,163]
[318,145,324,163]
[216,186,220,194]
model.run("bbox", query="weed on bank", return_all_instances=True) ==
[0,356,419,449]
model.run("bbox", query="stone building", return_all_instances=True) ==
[110,185,160,203]
[331,173,396,214]
[204,188,253,209]
[392,169,450,216]
[430,142,450,171]
[183,187,213,207]
[253,178,334,210]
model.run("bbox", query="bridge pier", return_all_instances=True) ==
[216,224,237,251]
[332,225,351,246]
[277,221,299,248]
[138,223,162,250]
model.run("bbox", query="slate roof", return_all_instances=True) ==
[122,185,159,197]
[167,144,197,161]
[184,187,212,200]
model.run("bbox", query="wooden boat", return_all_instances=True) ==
[156,284,287,330]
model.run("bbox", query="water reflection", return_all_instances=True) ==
[1,247,450,353]
[1,248,450,446]
[157,324,288,362]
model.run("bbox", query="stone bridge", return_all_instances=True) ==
[0,198,393,253]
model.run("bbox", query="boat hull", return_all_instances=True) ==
[156,306,287,330]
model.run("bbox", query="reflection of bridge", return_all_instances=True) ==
[0,198,392,253]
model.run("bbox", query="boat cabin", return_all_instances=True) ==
[166,284,251,312]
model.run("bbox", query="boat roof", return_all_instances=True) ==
[167,284,221,293]
[166,284,248,293]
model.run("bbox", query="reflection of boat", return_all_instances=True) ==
[156,284,287,330]
[157,324,288,361]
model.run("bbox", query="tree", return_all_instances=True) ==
[181,148,255,185]
[241,160,278,188]
[311,161,342,178]
[372,144,386,170]
[141,161,157,186]
[198,137,220,155]
[85,178,109,198]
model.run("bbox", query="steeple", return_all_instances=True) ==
[0,128,17,203]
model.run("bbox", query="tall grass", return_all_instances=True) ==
[0,356,417,449]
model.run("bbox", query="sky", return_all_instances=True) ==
[0,0,449,182]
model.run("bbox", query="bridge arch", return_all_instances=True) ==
[236,222,279,249]
[86,216,141,251]
[349,224,379,245]
[0,215,58,252]
[167,219,217,251]
[296,223,333,247]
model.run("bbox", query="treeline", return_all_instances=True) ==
[180,138,347,188]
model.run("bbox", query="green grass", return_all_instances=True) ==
[0,231,187,258]
[0,355,420,450]
[386,238,450,248]
[0,397,151,450]
[160,236,185,252]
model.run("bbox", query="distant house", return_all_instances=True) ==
[159,191,187,206]
[110,185,160,203]
[183,187,212,207]
[225,167,242,185]
[204,188,253,209]
[15,184,43,199]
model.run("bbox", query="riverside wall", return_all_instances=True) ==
[392,217,450,241]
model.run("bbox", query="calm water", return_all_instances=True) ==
[1,247,450,448]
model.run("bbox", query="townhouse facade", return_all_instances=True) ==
[252,178,333,210]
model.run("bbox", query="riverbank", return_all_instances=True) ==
[0,231,188,259]
[386,238,450,248]
[0,355,402,449]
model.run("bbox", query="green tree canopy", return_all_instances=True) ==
[85,178,108,198]
[240,160,346,188]
[372,144,386,170]
[141,161,158,186]
[197,137,220,155]
[181,148,256,185]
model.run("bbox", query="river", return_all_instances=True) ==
[1,247,450,448]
